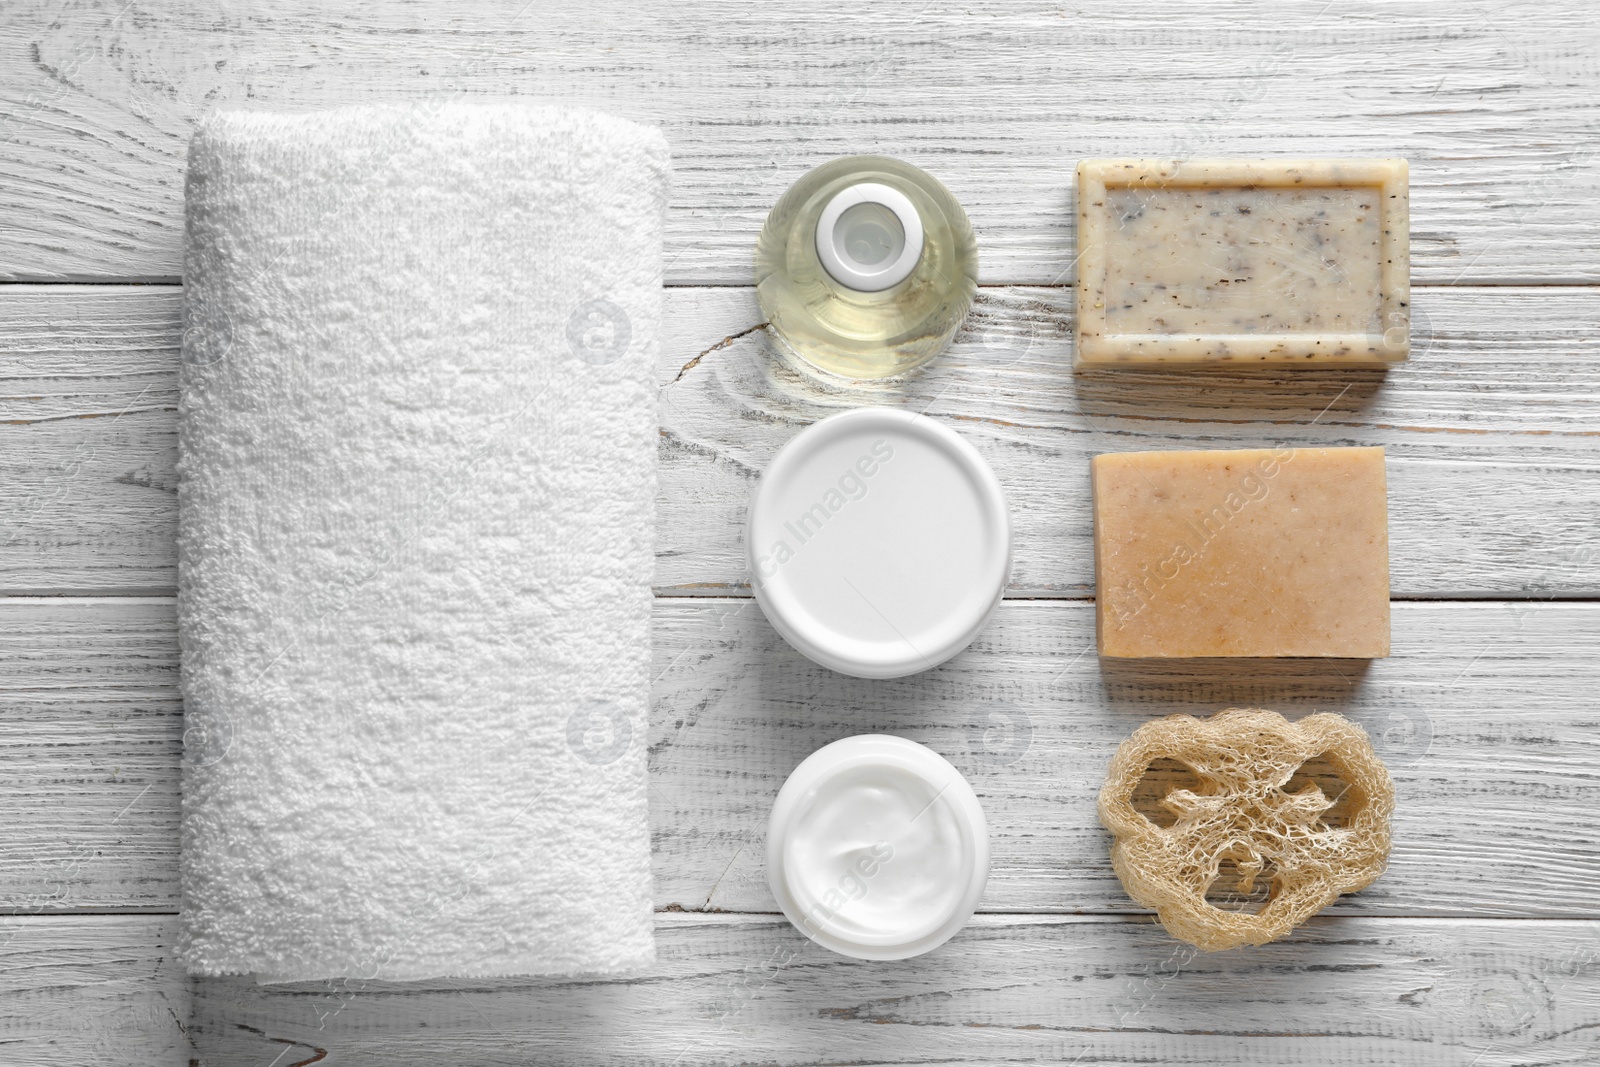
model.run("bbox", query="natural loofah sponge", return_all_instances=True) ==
[1098,708,1394,951]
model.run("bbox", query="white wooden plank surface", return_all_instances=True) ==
[1,1,1598,283]
[3,913,1597,1067]
[3,596,1597,918]
[656,285,1600,598]
[2,284,1597,597]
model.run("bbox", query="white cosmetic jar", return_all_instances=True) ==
[747,407,1012,679]
[767,735,989,960]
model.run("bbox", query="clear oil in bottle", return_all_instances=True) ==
[755,156,978,380]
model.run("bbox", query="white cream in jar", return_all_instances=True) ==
[767,735,988,959]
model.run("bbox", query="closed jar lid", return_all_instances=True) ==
[767,734,990,960]
[748,408,1011,679]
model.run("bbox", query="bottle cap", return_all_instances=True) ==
[748,408,1011,679]
[767,734,989,960]
[814,182,924,292]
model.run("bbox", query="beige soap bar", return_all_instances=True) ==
[1076,159,1409,367]
[1092,446,1390,658]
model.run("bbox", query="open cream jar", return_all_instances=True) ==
[767,735,989,960]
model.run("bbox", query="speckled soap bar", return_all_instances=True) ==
[1092,446,1390,659]
[1075,159,1409,367]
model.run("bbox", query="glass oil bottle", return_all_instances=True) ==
[755,156,978,380]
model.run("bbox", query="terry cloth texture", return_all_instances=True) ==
[176,103,667,980]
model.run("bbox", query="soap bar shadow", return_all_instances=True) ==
[1072,364,1391,420]
[1094,656,1375,716]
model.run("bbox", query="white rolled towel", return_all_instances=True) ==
[176,103,667,980]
